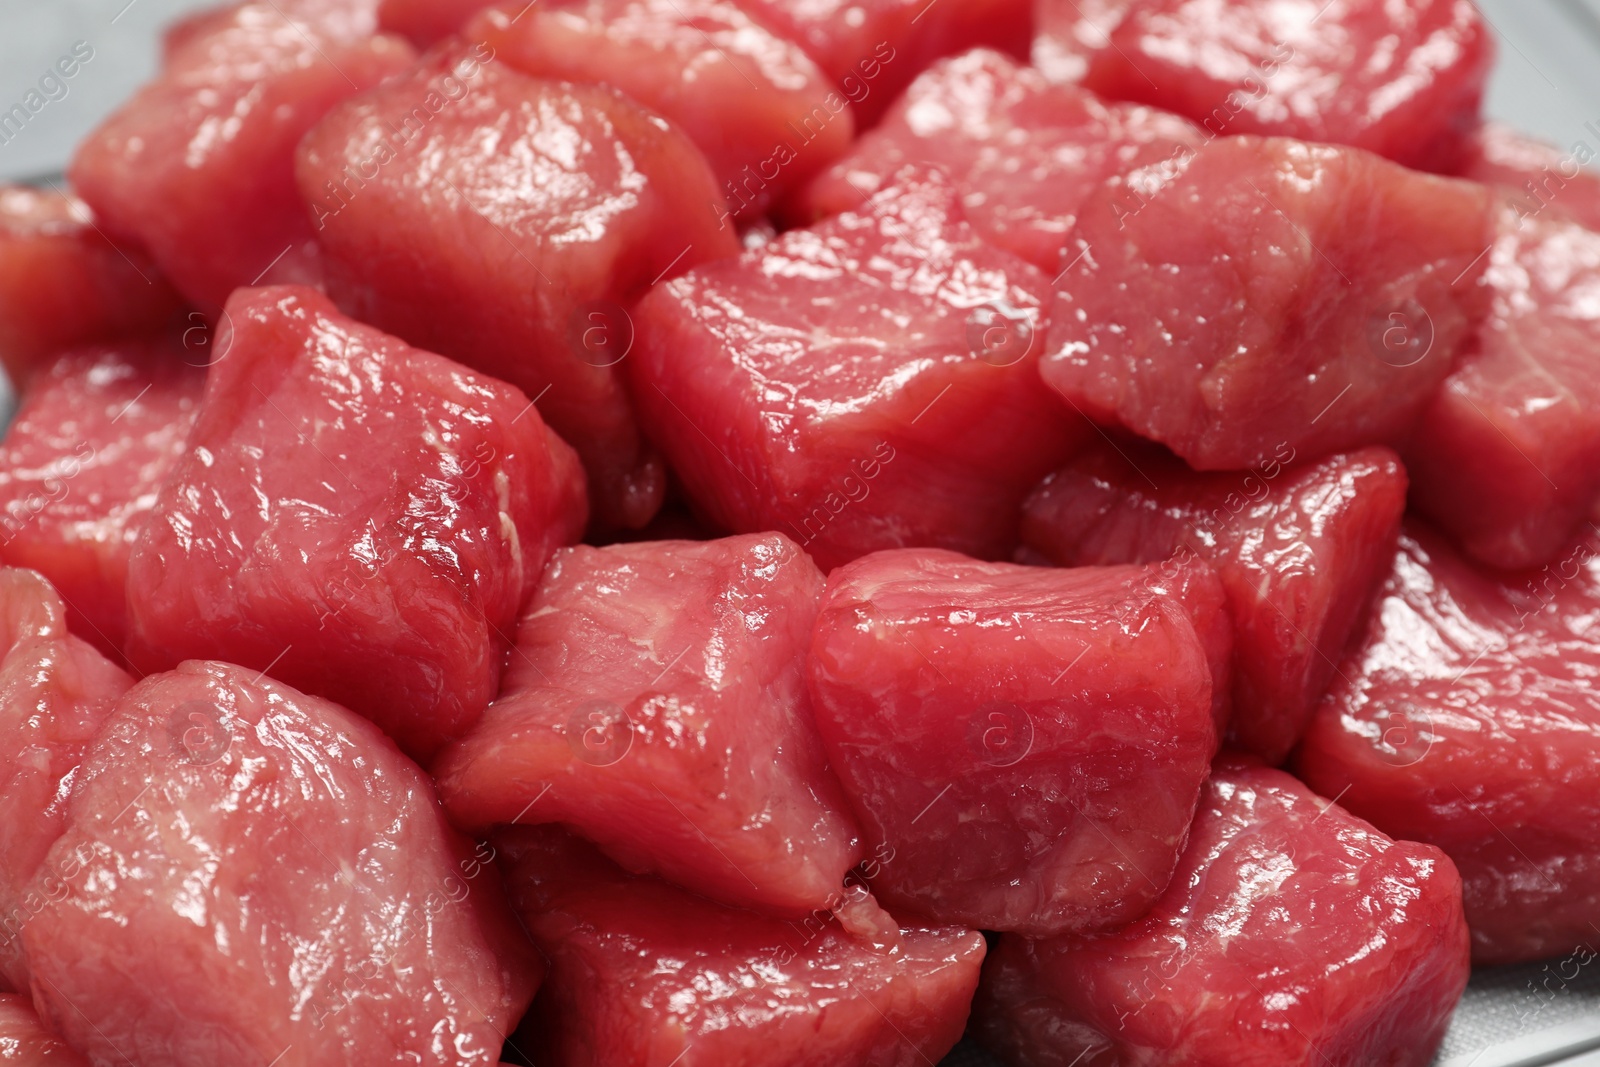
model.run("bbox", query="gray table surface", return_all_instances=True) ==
[1,1,1598,1064]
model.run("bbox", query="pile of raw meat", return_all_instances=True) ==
[0,0,1596,1063]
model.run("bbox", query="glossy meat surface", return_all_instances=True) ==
[1075,0,1491,171]
[298,51,738,531]
[0,995,86,1064]
[729,0,1032,126]
[973,758,1470,1067]
[1032,0,1138,84]
[125,286,586,760]
[0,570,131,992]
[806,548,1225,935]
[471,0,852,219]
[22,661,539,1067]
[629,168,1084,571]
[436,533,862,917]
[497,824,986,1067]
[1460,123,1600,233]
[1297,523,1600,964]
[794,49,1201,273]
[1021,445,1407,763]
[69,4,415,311]
[0,186,181,389]
[1405,206,1600,569]
[0,340,203,657]
[1042,136,1493,470]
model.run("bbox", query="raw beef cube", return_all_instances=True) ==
[435,533,863,918]
[1071,0,1492,172]
[805,548,1226,936]
[729,0,1032,126]
[0,340,203,657]
[0,569,130,992]
[69,4,416,311]
[378,0,498,46]
[973,757,1470,1067]
[1043,136,1494,471]
[22,660,539,1067]
[1405,207,1600,569]
[1296,523,1600,964]
[793,49,1202,273]
[628,168,1085,571]
[468,0,854,221]
[496,824,986,1066]
[0,994,87,1064]
[298,51,739,531]
[1032,0,1137,84]
[0,186,180,388]
[125,285,587,760]
[1021,444,1406,763]
[1460,122,1600,233]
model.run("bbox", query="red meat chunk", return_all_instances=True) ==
[377,0,497,46]
[0,186,181,389]
[298,50,739,531]
[629,168,1084,571]
[436,533,863,918]
[0,569,131,992]
[0,340,203,657]
[794,49,1201,273]
[1460,122,1600,233]
[1297,523,1600,964]
[496,824,986,1066]
[728,0,1032,126]
[22,660,539,1067]
[973,758,1470,1067]
[125,285,586,760]
[0,994,86,1064]
[1042,135,1493,471]
[1405,207,1600,569]
[69,4,416,311]
[805,548,1226,936]
[1021,444,1406,763]
[1066,0,1491,171]
[469,0,853,221]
